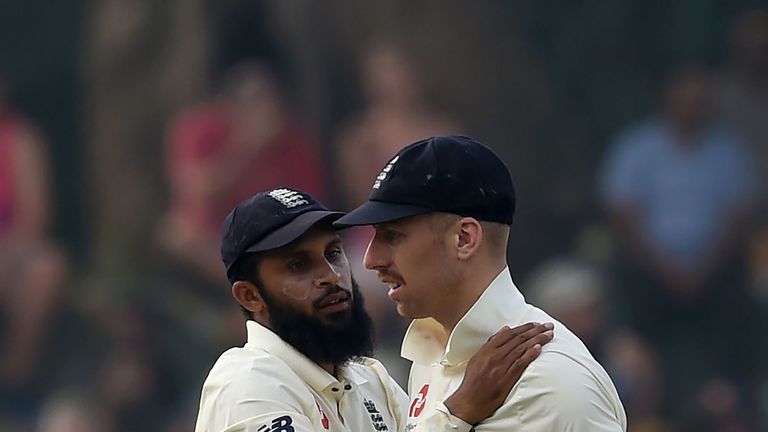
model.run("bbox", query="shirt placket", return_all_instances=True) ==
[434,358,456,407]
[325,379,354,432]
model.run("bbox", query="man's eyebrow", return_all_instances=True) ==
[376,222,405,233]
[374,221,397,230]
[276,249,309,260]
[326,237,343,248]
[274,235,342,258]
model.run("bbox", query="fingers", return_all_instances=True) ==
[490,322,553,351]
[506,344,542,376]
[486,323,528,344]
[487,322,539,347]
[501,328,553,363]
[501,324,555,378]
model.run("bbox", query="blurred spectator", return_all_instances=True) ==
[525,258,669,431]
[719,9,768,213]
[525,258,606,350]
[335,41,461,209]
[599,64,757,414]
[36,390,111,432]
[677,378,757,432]
[334,42,461,384]
[0,78,67,422]
[94,306,178,432]
[153,61,328,398]
[719,11,768,428]
[159,61,327,284]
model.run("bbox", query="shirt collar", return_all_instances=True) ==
[401,267,528,366]
[245,320,367,394]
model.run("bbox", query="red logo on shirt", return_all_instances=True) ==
[315,400,329,429]
[409,384,429,417]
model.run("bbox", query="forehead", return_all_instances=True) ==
[374,213,433,231]
[265,223,341,258]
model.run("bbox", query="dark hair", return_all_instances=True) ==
[226,253,262,320]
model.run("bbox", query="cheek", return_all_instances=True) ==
[277,274,316,301]
[329,259,353,290]
[398,249,442,290]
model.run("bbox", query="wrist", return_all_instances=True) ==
[444,393,479,425]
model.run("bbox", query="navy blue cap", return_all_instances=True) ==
[221,188,344,272]
[334,135,515,227]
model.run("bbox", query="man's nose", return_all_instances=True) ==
[315,259,341,287]
[363,238,386,270]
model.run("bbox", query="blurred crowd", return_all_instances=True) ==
[1,5,768,432]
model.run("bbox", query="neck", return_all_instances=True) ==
[257,317,339,376]
[319,362,336,376]
[438,260,507,335]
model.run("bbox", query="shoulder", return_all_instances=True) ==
[349,358,409,422]
[196,349,319,431]
[201,347,313,407]
[502,349,625,429]
[350,357,407,396]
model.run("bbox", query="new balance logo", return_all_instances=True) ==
[256,415,294,432]
[268,189,309,208]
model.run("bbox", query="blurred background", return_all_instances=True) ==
[1,0,768,431]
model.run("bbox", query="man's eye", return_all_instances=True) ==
[383,231,402,242]
[287,260,307,272]
[326,249,344,262]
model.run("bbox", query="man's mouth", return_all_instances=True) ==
[383,280,402,290]
[317,289,351,312]
[379,276,404,300]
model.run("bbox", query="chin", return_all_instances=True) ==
[323,310,353,326]
[395,303,419,319]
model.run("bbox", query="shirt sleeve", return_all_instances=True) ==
[196,398,317,432]
[474,352,626,432]
[195,364,321,432]
[219,408,316,432]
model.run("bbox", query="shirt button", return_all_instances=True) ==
[344,384,352,390]
[331,387,339,392]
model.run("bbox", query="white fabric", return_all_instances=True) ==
[401,268,627,431]
[195,320,472,432]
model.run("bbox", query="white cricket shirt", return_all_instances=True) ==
[402,268,628,432]
[195,320,472,432]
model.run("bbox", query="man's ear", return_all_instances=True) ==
[232,281,267,318]
[455,217,483,261]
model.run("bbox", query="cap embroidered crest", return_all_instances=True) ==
[373,155,399,189]
[268,188,309,208]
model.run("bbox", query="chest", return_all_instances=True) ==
[405,362,465,429]
[311,385,398,432]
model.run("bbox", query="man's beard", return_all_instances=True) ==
[260,278,375,366]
